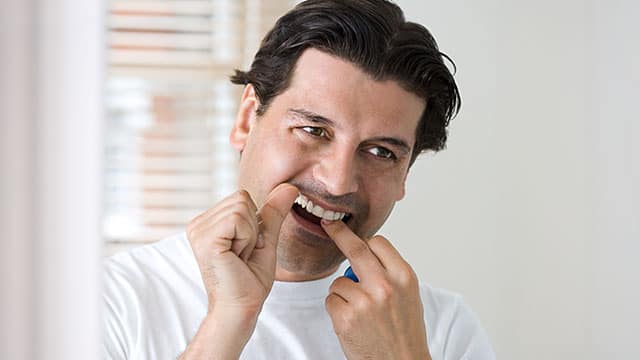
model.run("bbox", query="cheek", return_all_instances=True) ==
[267,130,311,167]
[239,132,310,200]
[365,180,399,213]
[358,169,403,213]
[360,163,407,201]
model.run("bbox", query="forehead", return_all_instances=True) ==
[277,49,425,142]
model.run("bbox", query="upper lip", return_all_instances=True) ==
[297,192,353,215]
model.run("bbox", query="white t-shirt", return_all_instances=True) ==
[103,233,495,359]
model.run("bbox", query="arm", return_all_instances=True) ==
[179,308,258,359]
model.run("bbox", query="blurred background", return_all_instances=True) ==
[1,0,638,359]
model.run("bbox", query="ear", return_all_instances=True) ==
[230,84,259,151]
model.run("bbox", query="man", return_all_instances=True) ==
[103,0,495,359]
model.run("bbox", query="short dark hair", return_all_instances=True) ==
[230,0,460,165]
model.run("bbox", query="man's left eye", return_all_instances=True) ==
[301,126,327,137]
[367,147,396,160]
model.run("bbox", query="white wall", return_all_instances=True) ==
[383,1,639,359]
[591,1,639,358]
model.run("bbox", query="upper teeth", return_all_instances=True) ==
[294,194,348,221]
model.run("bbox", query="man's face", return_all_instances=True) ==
[230,49,425,280]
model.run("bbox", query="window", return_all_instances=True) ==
[103,0,294,255]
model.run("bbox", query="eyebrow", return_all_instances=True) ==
[288,108,335,127]
[368,136,411,155]
[287,108,412,155]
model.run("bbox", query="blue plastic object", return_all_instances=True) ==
[344,266,359,282]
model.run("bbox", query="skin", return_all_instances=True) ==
[232,49,423,281]
[181,49,431,359]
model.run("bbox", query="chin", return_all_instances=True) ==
[276,222,346,277]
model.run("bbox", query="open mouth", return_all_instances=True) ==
[290,193,352,230]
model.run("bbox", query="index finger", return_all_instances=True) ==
[321,219,382,279]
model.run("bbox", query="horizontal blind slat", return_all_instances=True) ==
[108,14,213,32]
[110,49,238,67]
[111,1,214,15]
[109,31,212,50]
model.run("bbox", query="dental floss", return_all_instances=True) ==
[344,266,359,282]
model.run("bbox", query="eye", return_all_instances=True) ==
[366,146,397,160]
[300,126,328,138]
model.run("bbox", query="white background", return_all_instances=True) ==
[1,0,638,359]
[384,1,639,359]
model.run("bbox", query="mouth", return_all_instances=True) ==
[290,193,352,236]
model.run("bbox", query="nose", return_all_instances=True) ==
[313,146,360,196]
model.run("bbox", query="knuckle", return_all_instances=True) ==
[186,223,201,244]
[327,282,344,301]
[228,211,246,223]
[396,264,418,287]
[236,190,254,206]
[372,234,389,244]
[372,281,394,303]
[339,276,352,287]
[232,200,252,216]
[186,223,196,239]
[353,295,371,312]
[236,189,250,199]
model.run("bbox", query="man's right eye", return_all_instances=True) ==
[300,126,327,138]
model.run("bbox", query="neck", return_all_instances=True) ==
[275,264,339,282]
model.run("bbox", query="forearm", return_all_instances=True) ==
[179,309,259,360]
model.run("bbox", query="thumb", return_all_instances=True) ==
[257,183,298,246]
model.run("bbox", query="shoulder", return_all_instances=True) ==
[418,283,496,360]
[103,232,202,312]
[102,232,201,358]
[104,232,198,287]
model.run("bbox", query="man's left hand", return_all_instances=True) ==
[321,220,432,360]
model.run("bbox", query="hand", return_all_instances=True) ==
[187,183,298,317]
[321,220,431,360]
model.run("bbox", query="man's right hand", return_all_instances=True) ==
[187,183,298,318]
[181,183,298,359]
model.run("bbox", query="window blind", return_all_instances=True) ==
[104,0,294,255]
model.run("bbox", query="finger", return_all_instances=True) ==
[208,201,259,242]
[221,214,257,262]
[257,183,299,247]
[190,201,259,262]
[187,190,258,242]
[238,189,259,214]
[329,276,363,303]
[320,219,382,280]
[325,292,348,315]
[325,293,349,334]
[192,211,255,261]
[367,235,406,271]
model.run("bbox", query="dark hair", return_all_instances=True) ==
[230,0,460,165]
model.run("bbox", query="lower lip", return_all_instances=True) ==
[290,207,330,238]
